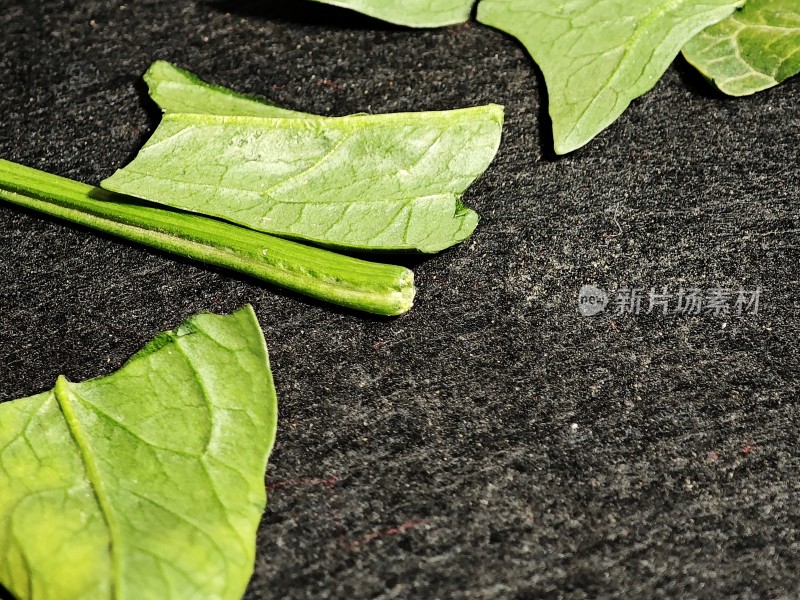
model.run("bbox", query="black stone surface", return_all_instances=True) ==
[1,1,798,598]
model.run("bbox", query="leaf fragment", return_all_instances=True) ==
[145,60,313,119]
[101,106,503,253]
[682,0,800,96]
[477,0,744,153]
[0,306,277,600]
[305,0,475,27]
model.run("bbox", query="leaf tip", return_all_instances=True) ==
[553,130,590,156]
[486,102,505,122]
[144,60,189,85]
[54,374,71,394]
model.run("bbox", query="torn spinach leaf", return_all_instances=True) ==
[305,0,475,27]
[101,102,503,253]
[477,0,743,154]
[144,60,313,119]
[682,0,800,96]
[0,306,277,600]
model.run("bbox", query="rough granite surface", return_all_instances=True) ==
[1,1,798,599]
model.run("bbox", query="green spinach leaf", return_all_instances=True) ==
[477,0,743,154]
[0,306,277,600]
[306,0,475,27]
[145,61,313,119]
[682,0,800,96]
[101,105,503,253]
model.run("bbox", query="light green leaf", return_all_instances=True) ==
[101,106,503,253]
[0,306,277,600]
[477,0,743,154]
[306,0,474,27]
[145,61,313,119]
[682,0,800,96]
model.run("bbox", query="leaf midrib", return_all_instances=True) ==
[53,376,121,600]
[119,165,459,206]
[568,0,689,136]
[119,169,461,206]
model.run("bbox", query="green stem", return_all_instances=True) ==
[0,159,415,316]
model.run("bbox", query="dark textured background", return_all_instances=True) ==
[1,1,799,598]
